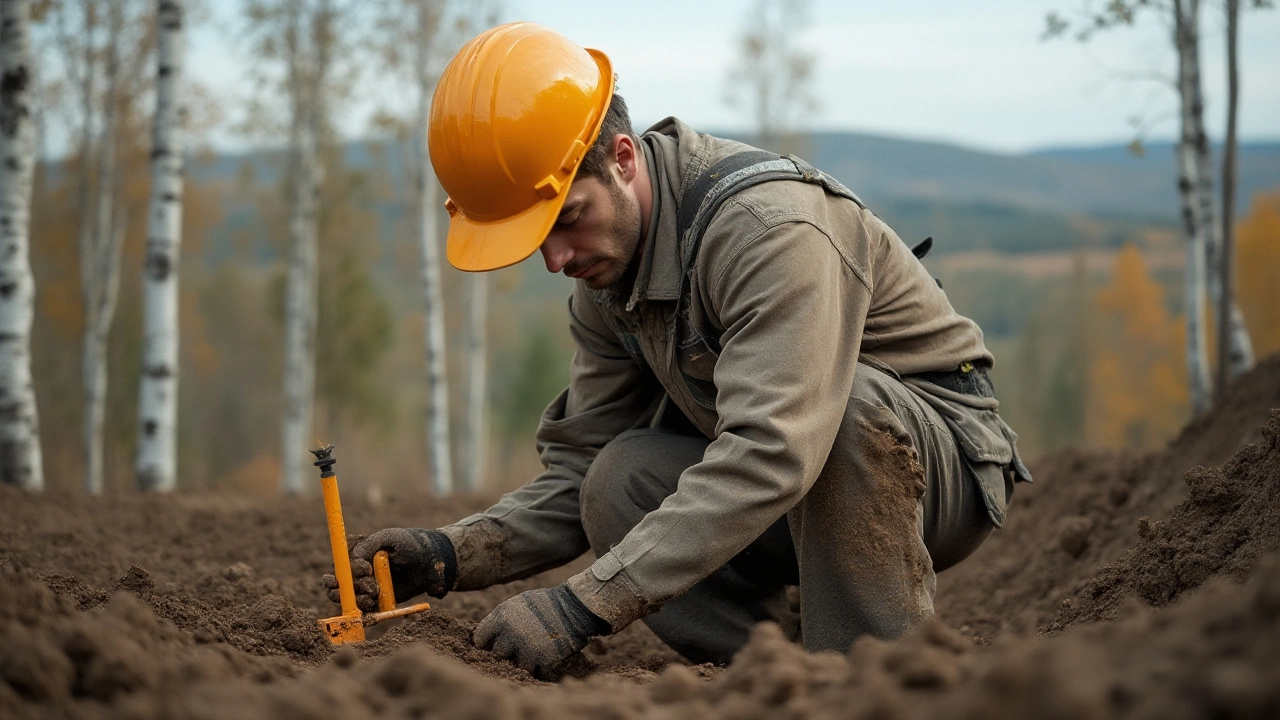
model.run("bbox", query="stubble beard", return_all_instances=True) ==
[580,180,644,291]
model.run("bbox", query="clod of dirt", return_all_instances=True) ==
[1057,516,1092,559]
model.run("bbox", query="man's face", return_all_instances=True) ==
[539,172,644,290]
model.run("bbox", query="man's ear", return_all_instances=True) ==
[611,134,639,184]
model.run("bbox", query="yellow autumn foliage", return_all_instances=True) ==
[1236,191,1280,358]
[1087,245,1188,449]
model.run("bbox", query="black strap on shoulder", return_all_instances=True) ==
[672,150,944,325]
[675,152,866,274]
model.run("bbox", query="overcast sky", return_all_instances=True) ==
[188,0,1280,155]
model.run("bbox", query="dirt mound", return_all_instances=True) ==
[357,607,544,683]
[935,352,1280,639]
[55,562,334,666]
[8,550,1280,719]
[0,563,299,720]
[2,355,1278,718]
[1056,410,1280,627]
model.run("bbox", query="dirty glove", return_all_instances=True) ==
[473,584,611,677]
[322,528,457,612]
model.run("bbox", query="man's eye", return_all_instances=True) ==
[557,209,582,227]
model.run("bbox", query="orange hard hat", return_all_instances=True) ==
[429,22,615,272]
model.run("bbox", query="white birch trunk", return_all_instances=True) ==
[1174,0,1212,417]
[1187,3,1252,382]
[416,0,452,495]
[0,0,46,490]
[136,0,184,492]
[280,125,319,495]
[419,158,453,495]
[460,273,487,492]
[82,3,125,495]
[280,0,328,494]
[1217,0,1242,397]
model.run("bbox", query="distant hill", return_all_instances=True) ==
[798,133,1280,218]
[178,132,1278,262]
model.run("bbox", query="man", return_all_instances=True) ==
[324,22,1031,675]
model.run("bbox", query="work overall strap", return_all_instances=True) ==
[674,152,938,333]
[672,152,873,352]
[675,152,868,278]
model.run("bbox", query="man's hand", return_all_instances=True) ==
[473,584,611,677]
[321,528,457,612]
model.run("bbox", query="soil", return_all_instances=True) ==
[933,351,1280,640]
[2,353,1279,719]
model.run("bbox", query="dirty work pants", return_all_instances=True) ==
[578,365,995,665]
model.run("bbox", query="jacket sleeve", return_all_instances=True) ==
[440,284,661,591]
[568,200,874,630]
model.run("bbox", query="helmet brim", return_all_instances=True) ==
[444,48,615,273]
[445,186,570,272]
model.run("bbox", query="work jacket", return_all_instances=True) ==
[440,118,1030,631]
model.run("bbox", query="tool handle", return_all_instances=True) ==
[373,551,396,612]
[320,474,359,617]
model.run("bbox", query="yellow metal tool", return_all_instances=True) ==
[311,444,432,645]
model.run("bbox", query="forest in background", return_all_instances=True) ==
[27,135,1280,494]
[10,0,1280,496]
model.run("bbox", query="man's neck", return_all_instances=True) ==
[605,138,656,303]
[634,145,653,245]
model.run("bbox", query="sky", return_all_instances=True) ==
[186,0,1280,155]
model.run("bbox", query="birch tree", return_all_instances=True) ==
[372,0,501,494]
[459,272,487,490]
[1192,6,1253,385]
[1172,0,1213,415]
[282,0,327,495]
[413,0,453,494]
[0,0,46,490]
[454,1,501,492]
[1215,0,1240,400]
[135,0,185,492]
[724,0,818,153]
[80,0,126,494]
[42,0,153,493]
[1215,0,1272,392]
[243,0,364,493]
[1043,0,1270,415]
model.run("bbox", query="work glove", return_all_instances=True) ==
[473,583,611,677]
[322,528,457,612]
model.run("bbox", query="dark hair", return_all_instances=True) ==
[576,88,636,182]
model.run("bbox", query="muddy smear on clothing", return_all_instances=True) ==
[2,354,1279,718]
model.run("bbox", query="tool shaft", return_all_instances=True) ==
[320,473,359,616]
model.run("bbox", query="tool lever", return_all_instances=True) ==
[373,550,396,613]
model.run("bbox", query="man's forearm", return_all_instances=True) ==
[439,475,590,590]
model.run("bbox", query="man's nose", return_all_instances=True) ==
[540,236,574,274]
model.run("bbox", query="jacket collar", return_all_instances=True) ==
[620,117,719,312]
[589,117,716,313]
